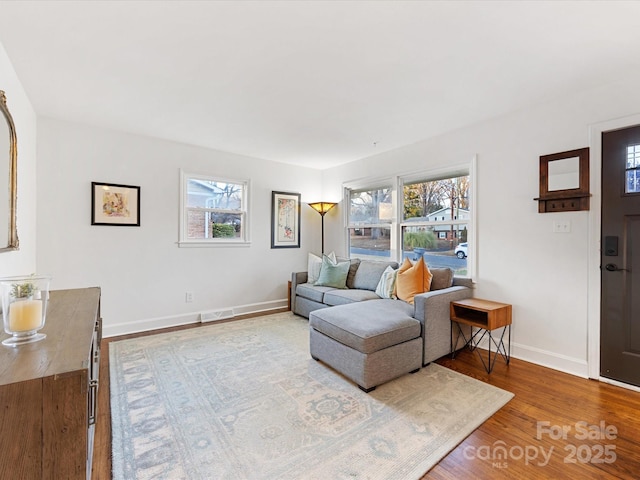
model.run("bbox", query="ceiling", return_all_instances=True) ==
[1,1,640,170]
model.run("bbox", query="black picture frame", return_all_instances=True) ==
[271,191,301,248]
[91,182,141,226]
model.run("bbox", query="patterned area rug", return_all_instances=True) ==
[110,312,513,479]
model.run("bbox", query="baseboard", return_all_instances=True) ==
[474,336,589,378]
[598,376,640,393]
[103,298,288,338]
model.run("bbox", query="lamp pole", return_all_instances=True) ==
[320,212,327,254]
[308,202,337,254]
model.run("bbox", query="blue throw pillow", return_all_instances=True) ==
[314,255,350,289]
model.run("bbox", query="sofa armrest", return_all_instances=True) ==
[452,276,473,288]
[290,271,308,312]
[292,271,308,285]
[413,286,473,365]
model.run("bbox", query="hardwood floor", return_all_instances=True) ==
[93,315,640,480]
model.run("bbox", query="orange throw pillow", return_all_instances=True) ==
[395,257,433,304]
[421,257,434,291]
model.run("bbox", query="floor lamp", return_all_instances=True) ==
[308,202,337,254]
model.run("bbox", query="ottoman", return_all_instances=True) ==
[309,299,423,392]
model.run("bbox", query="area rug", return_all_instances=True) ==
[110,312,514,480]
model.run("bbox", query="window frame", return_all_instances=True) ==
[344,180,395,260]
[344,158,476,279]
[625,144,640,194]
[178,170,251,247]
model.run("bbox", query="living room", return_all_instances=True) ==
[1,1,640,479]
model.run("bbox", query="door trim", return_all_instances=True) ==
[588,113,640,382]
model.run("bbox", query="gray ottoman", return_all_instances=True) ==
[309,299,423,392]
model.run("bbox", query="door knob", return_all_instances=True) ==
[604,263,629,272]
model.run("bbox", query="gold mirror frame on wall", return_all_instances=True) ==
[0,90,19,252]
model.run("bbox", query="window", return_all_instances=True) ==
[347,185,392,260]
[401,174,470,275]
[626,144,640,194]
[179,171,250,246]
[345,167,472,277]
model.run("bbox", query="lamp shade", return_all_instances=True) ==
[308,202,337,215]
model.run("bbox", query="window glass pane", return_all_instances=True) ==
[187,210,242,239]
[626,145,640,194]
[403,175,470,221]
[187,179,243,209]
[349,188,392,224]
[348,227,391,260]
[211,212,242,238]
[627,145,640,169]
[186,209,207,239]
[626,170,640,194]
[402,224,468,276]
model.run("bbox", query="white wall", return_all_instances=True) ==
[0,43,38,276]
[321,73,640,378]
[36,118,321,336]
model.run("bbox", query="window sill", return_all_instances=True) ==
[178,240,251,248]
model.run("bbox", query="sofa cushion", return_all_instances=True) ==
[309,299,418,354]
[430,267,454,290]
[315,255,350,288]
[395,257,433,304]
[324,288,380,306]
[295,283,337,303]
[352,260,399,291]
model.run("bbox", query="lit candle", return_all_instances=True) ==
[9,299,43,332]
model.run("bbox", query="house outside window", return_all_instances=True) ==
[422,207,470,241]
[179,171,250,246]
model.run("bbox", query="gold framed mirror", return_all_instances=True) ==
[0,90,19,252]
[535,147,590,213]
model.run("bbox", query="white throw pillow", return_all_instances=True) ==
[307,251,336,284]
[375,265,398,299]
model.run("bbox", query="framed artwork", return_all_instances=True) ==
[271,191,300,248]
[91,182,141,226]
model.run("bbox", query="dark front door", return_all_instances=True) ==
[601,124,640,386]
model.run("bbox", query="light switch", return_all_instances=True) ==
[553,220,571,233]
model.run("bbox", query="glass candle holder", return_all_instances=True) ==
[0,275,51,346]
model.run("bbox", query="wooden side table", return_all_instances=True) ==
[450,298,512,373]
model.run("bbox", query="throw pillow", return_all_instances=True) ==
[422,257,434,291]
[346,258,361,289]
[314,255,350,289]
[375,265,398,299]
[430,267,454,291]
[307,251,336,284]
[395,257,433,304]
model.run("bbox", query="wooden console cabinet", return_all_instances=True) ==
[0,288,102,480]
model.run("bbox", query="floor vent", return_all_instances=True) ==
[200,309,234,323]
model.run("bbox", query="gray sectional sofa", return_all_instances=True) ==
[291,258,473,391]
